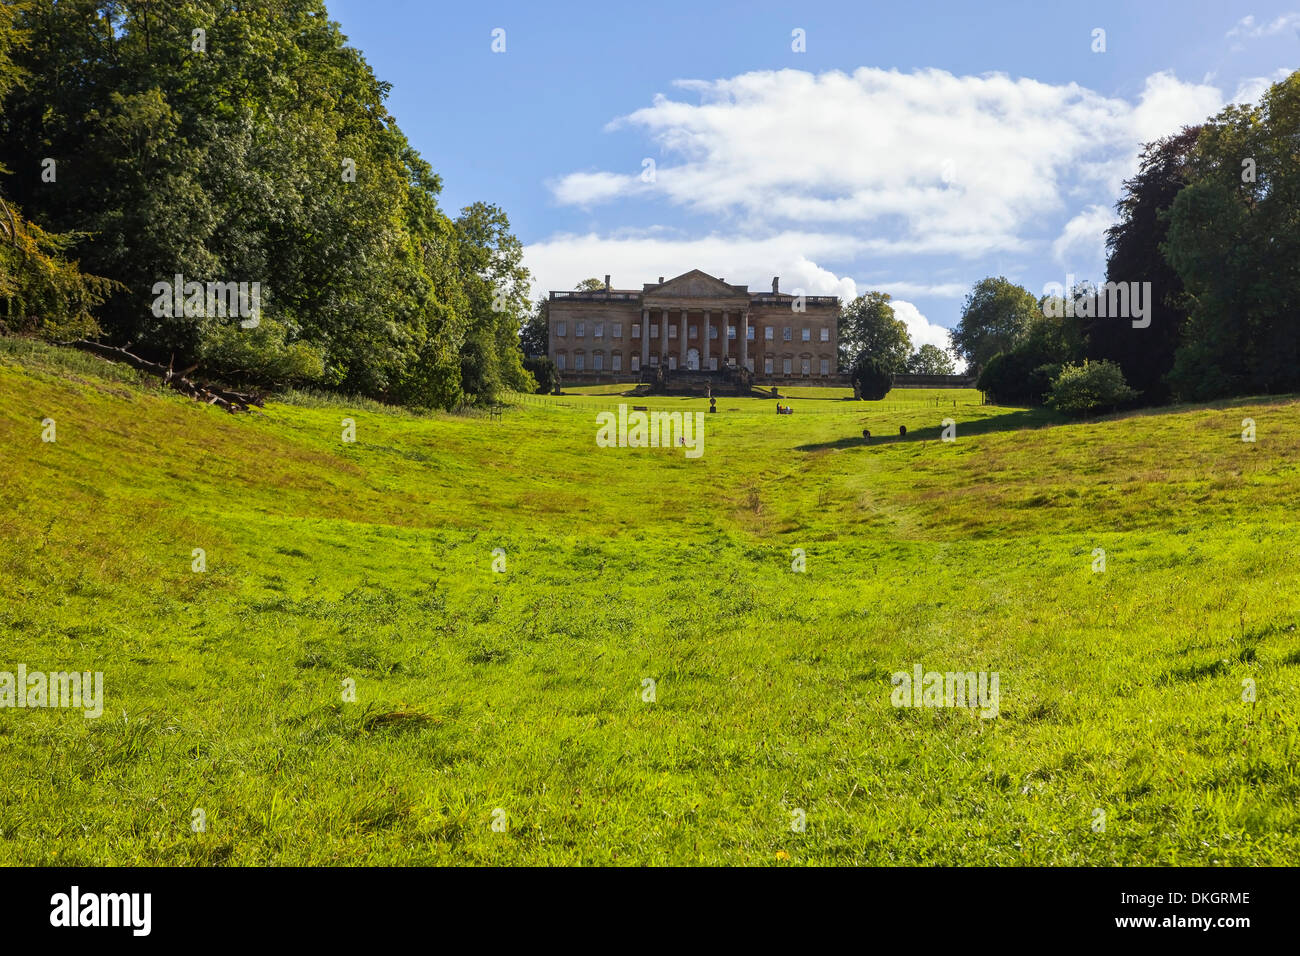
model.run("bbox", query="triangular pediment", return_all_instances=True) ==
[649,270,748,298]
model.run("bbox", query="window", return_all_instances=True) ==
[820,327,829,342]
[594,322,604,338]
[764,326,773,341]
[689,325,697,339]
[632,323,640,338]
[709,325,718,339]
[556,322,567,337]
[669,356,677,370]
[745,357,754,372]
[708,357,717,370]
[801,358,810,376]
[650,324,659,338]
[593,353,604,371]
[747,326,755,340]
[764,357,773,374]
[650,355,659,366]
[783,327,792,341]
[669,325,678,339]
[820,358,829,376]
[575,353,585,371]
[556,353,566,370]
[631,355,640,372]
[612,322,622,338]
[782,358,792,375]
[612,354,622,371]
[727,325,736,339]
[576,322,585,338]
[801,328,811,342]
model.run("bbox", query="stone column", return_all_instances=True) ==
[660,308,669,365]
[703,310,711,369]
[641,308,650,369]
[721,310,729,362]
[740,311,749,370]
[680,310,688,367]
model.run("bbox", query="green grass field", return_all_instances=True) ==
[2,336,1298,865]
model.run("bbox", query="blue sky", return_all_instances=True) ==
[326,0,1297,356]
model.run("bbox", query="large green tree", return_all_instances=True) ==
[1163,72,1300,400]
[838,291,911,371]
[950,277,1039,374]
[1086,126,1200,403]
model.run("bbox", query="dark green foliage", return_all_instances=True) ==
[1163,73,1300,401]
[1087,127,1200,403]
[851,351,893,400]
[522,356,558,394]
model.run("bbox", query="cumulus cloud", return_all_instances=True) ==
[549,67,1223,258]
[890,299,958,363]
[523,230,860,303]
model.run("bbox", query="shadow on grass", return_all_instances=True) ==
[796,391,1300,452]
[795,407,1058,451]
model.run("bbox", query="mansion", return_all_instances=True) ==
[547,270,840,383]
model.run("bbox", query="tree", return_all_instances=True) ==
[0,0,114,341]
[520,299,549,358]
[1045,360,1138,416]
[838,291,911,371]
[1163,72,1300,400]
[850,351,894,400]
[1086,126,1201,403]
[0,0,534,409]
[950,277,1038,374]
[906,343,956,375]
[522,356,558,394]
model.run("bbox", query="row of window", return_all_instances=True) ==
[554,354,833,376]
[554,321,830,342]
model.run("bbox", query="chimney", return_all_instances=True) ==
[772,276,780,294]
[658,276,664,284]
[604,274,611,292]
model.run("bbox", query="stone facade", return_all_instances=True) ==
[547,270,840,383]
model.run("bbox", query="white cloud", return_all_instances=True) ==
[523,230,861,303]
[890,299,959,366]
[549,67,1223,259]
[1227,12,1300,38]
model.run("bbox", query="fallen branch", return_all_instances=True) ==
[58,339,265,413]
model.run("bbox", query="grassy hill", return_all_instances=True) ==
[2,336,1298,865]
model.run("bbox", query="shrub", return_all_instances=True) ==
[1046,360,1138,416]
[851,352,893,400]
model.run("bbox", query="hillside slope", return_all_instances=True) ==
[1,338,1298,865]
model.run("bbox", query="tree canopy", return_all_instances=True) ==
[838,290,911,372]
[0,0,534,407]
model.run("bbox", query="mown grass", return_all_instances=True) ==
[1,336,1297,865]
